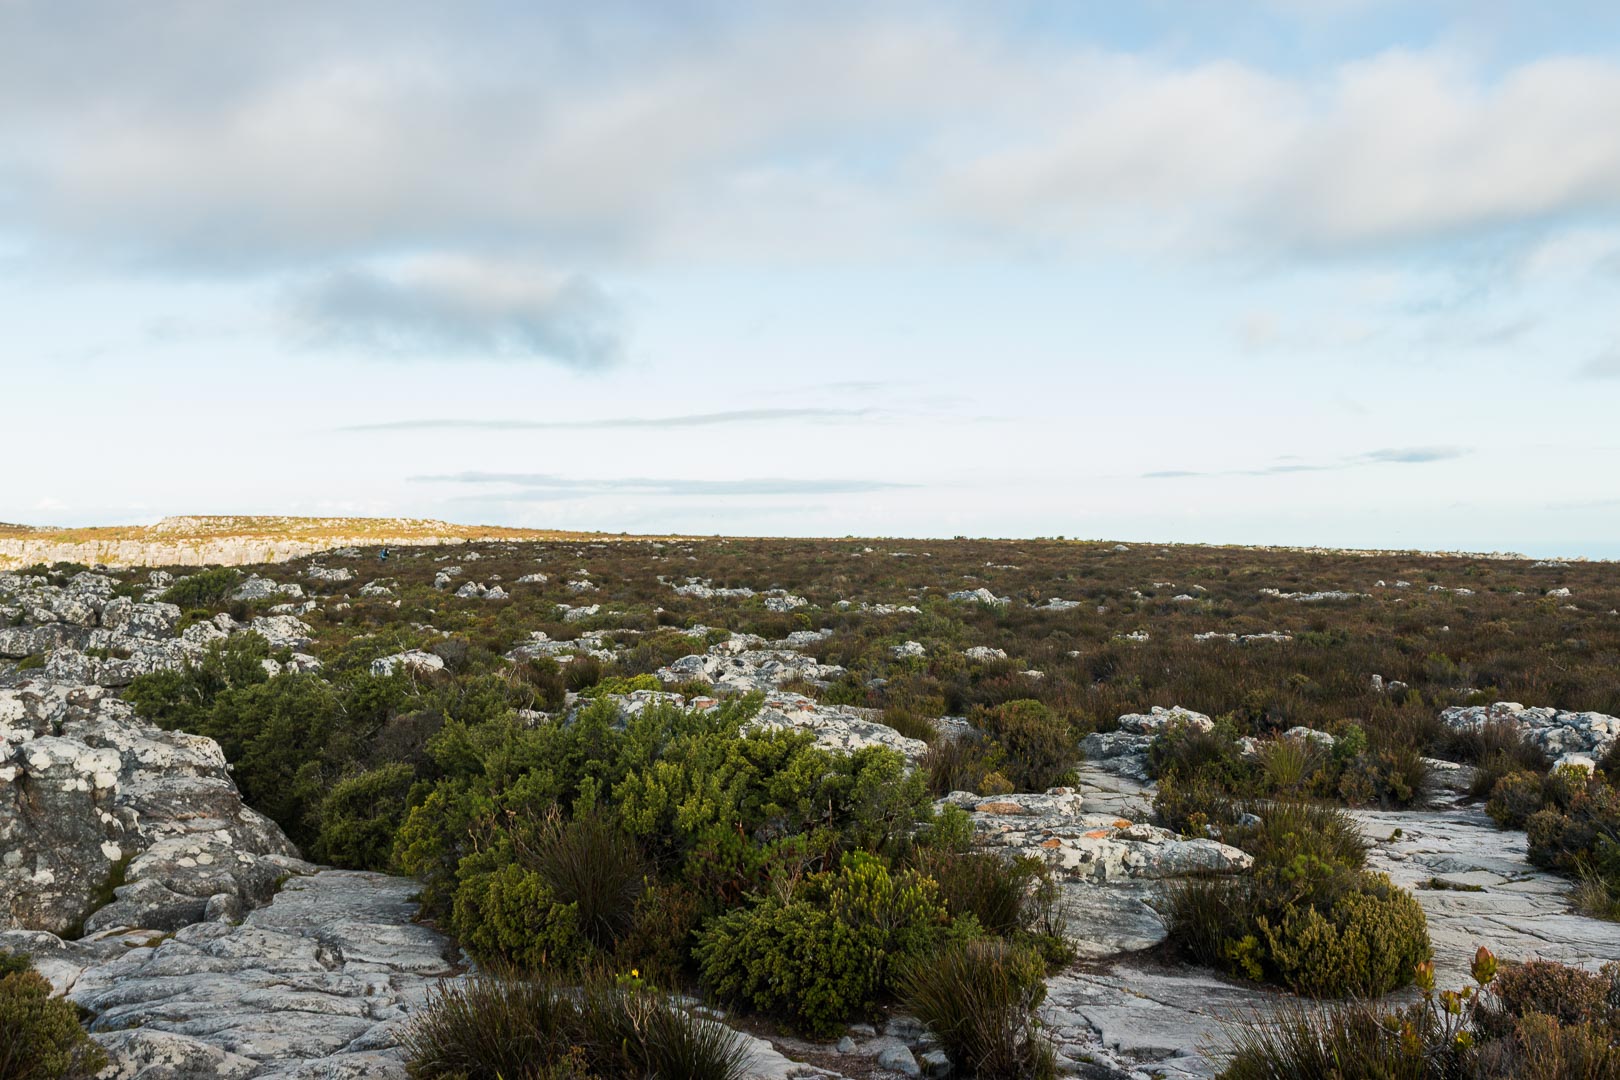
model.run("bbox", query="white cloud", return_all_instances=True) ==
[4,7,1620,271]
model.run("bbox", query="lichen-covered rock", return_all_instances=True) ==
[656,635,846,692]
[0,682,304,936]
[602,689,930,765]
[1440,701,1619,765]
[368,651,444,677]
[939,788,1251,882]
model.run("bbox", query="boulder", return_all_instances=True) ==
[0,682,304,936]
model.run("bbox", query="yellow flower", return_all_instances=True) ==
[631,969,639,978]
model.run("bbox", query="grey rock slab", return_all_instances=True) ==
[1041,961,1288,1080]
[1351,805,1620,988]
[72,870,461,1077]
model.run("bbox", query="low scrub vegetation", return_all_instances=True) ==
[1218,946,1620,1080]
[0,951,107,1080]
[401,970,750,1080]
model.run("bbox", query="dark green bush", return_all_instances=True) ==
[314,762,416,870]
[159,567,243,608]
[0,968,108,1080]
[450,860,591,971]
[694,852,946,1035]
[897,938,1054,1080]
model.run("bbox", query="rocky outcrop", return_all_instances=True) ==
[605,688,930,765]
[1,571,317,688]
[656,633,846,692]
[1080,707,1214,780]
[940,784,1250,963]
[940,788,1251,884]
[1440,701,1619,768]
[0,682,304,936]
[0,516,552,570]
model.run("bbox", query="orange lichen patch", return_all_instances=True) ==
[1039,838,1064,848]
[1113,818,1133,828]
[974,801,1028,815]
[1084,828,1115,839]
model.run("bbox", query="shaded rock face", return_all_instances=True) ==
[940,783,1251,964]
[1080,706,1213,780]
[72,872,459,1077]
[1441,701,1620,766]
[0,681,303,936]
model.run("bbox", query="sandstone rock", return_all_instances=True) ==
[940,789,1250,883]
[231,577,304,602]
[964,646,1007,662]
[947,587,1009,606]
[0,682,303,936]
[369,651,445,678]
[1439,701,1619,763]
[890,641,927,659]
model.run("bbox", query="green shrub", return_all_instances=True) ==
[1154,772,1244,838]
[314,763,416,870]
[450,861,591,971]
[978,699,1076,792]
[159,567,243,608]
[1336,745,1432,809]
[1487,770,1546,829]
[694,853,946,1035]
[514,811,646,951]
[1229,799,1368,873]
[0,969,108,1080]
[896,938,1054,1080]
[1256,873,1430,997]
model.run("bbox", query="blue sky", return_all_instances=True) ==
[2,1,1619,555]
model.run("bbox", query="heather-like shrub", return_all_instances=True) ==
[402,972,749,1080]
[1256,873,1430,997]
[0,967,108,1080]
[897,938,1054,1080]
[1486,770,1545,829]
[1335,744,1432,809]
[1487,959,1617,1030]
[978,699,1076,792]
[694,853,946,1035]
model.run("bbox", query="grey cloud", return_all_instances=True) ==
[1359,446,1467,464]
[341,407,877,432]
[1142,446,1468,479]
[412,471,916,497]
[284,262,624,368]
[1577,346,1620,379]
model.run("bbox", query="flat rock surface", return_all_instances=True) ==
[1352,804,1620,987]
[70,870,459,1077]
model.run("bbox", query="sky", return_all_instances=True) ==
[3,1,1619,556]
